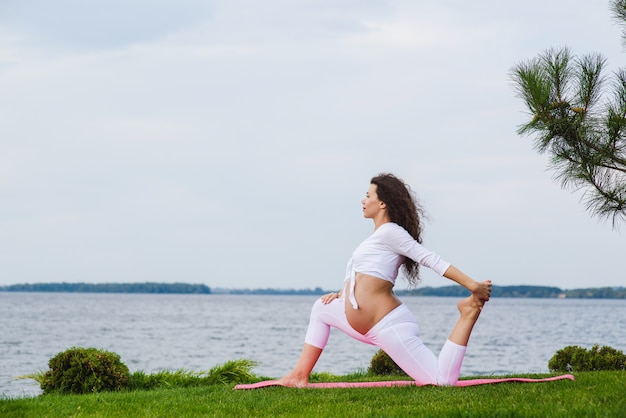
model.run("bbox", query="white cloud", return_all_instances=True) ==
[88,118,194,143]
[0,150,20,186]
[345,17,477,50]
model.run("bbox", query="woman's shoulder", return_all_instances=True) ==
[379,222,423,251]
[379,222,404,232]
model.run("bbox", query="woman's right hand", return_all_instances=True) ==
[320,292,341,304]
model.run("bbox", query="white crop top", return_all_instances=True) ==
[344,222,451,309]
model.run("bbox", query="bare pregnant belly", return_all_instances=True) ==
[345,274,401,334]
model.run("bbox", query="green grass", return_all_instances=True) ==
[2,371,625,417]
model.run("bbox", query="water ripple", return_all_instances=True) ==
[1,293,624,398]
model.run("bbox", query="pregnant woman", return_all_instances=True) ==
[277,173,492,387]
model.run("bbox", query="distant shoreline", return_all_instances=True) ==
[0,282,625,298]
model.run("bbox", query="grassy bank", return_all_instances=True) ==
[1,371,625,417]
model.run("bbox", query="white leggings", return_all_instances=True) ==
[304,298,466,386]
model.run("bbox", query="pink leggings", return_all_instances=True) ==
[304,298,466,385]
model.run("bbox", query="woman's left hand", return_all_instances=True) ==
[320,292,341,304]
[473,280,492,302]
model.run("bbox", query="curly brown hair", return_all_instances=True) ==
[370,173,425,286]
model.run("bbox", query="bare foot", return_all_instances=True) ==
[457,295,484,321]
[275,373,309,388]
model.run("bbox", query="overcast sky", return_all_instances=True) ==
[1,0,624,291]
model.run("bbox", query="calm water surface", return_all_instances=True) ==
[1,293,625,398]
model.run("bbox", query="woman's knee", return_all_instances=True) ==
[304,299,332,348]
[310,298,325,315]
[436,377,457,386]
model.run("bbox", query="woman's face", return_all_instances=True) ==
[361,184,386,219]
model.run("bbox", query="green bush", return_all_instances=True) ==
[41,347,129,394]
[368,349,408,376]
[548,344,626,372]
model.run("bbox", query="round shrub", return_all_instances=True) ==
[548,344,626,372]
[41,347,130,394]
[368,349,408,376]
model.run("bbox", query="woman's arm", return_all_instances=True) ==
[443,265,492,301]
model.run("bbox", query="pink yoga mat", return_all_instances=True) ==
[233,374,575,390]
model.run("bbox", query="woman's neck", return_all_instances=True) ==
[373,214,391,230]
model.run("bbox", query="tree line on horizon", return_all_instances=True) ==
[0,282,211,294]
[398,285,626,299]
[1,282,625,298]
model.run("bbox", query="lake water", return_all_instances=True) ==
[1,293,625,398]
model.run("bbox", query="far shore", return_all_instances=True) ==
[1,282,625,299]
